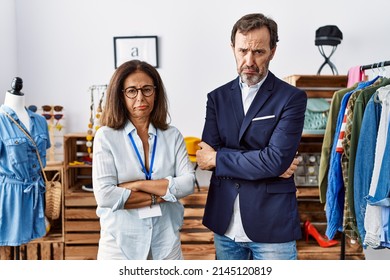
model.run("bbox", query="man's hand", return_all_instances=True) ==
[196,141,217,170]
[279,157,300,178]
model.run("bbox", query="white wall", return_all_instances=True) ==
[0,0,17,93]
[2,0,389,137]
[1,0,389,259]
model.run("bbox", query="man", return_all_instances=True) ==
[196,13,307,260]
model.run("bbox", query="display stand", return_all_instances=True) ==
[317,45,339,75]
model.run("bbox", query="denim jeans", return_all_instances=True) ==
[214,233,297,260]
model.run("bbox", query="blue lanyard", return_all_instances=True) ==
[128,132,157,180]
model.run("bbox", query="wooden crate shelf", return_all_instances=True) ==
[180,186,215,260]
[63,133,99,260]
[0,235,64,260]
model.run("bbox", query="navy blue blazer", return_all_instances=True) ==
[201,72,307,243]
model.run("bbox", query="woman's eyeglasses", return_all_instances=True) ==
[123,85,156,99]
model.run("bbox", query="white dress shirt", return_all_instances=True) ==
[224,76,266,242]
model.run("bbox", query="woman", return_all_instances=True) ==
[92,60,195,260]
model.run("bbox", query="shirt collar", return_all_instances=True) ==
[239,72,268,92]
[125,119,157,137]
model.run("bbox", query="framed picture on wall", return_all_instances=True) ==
[113,36,159,68]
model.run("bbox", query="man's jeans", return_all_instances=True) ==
[214,233,297,260]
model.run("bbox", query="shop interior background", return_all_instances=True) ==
[1,0,389,260]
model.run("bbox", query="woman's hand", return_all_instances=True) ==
[279,157,300,178]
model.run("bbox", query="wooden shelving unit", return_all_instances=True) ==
[63,133,99,260]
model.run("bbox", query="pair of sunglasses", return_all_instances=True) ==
[42,113,64,121]
[42,105,63,112]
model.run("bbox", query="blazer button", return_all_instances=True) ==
[235,183,240,189]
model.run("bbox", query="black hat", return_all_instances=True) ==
[315,25,343,46]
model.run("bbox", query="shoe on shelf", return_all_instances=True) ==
[81,184,93,192]
[304,220,339,248]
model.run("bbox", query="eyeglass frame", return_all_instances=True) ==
[122,85,156,99]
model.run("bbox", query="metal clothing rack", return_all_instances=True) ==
[360,60,390,71]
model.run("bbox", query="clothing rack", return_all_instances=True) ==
[339,59,389,260]
[360,60,390,70]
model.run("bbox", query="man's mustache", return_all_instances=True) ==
[241,66,259,72]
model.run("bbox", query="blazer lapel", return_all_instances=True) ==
[239,72,275,141]
[230,78,245,129]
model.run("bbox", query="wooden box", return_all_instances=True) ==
[63,133,99,260]
[180,187,215,260]
[0,235,64,260]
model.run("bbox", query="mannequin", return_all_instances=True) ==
[0,77,50,256]
[3,77,30,130]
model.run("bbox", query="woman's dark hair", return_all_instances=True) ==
[100,60,170,130]
[231,13,279,49]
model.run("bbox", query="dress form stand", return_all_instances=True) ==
[3,77,27,259]
[316,45,339,75]
[4,77,30,131]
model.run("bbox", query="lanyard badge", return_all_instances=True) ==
[128,133,157,180]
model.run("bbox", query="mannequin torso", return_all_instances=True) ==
[3,91,30,131]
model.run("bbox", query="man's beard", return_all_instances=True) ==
[239,65,267,86]
[240,72,261,86]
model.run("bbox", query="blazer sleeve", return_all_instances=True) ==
[213,89,307,180]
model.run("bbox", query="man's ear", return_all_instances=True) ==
[270,46,277,60]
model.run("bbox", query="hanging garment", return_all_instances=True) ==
[339,89,362,241]
[318,85,355,203]
[347,65,366,87]
[0,105,50,246]
[364,85,390,248]
[353,93,382,246]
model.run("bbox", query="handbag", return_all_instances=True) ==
[44,171,62,220]
[1,109,62,220]
[303,98,330,134]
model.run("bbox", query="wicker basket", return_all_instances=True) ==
[45,171,62,220]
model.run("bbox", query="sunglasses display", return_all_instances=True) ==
[28,104,65,131]
[27,104,66,162]
[41,105,64,126]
